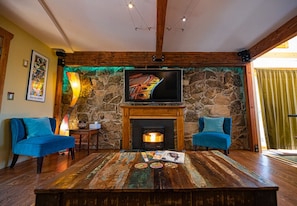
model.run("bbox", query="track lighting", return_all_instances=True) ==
[128,2,134,9]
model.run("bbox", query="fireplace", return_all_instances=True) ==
[132,119,175,150]
[142,127,164,150]
[120,105,185,150]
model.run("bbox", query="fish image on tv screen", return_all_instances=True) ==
[129,73,164,100]
[124,69,183,104]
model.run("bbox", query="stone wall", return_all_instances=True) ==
[62,67,249,151]
[182,67,248,150]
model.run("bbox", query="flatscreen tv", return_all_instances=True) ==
[124,69,183,104]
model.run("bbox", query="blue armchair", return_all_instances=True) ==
[192,117,232,155]
[10,117,75,173]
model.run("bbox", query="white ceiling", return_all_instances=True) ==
[0,0,297,53]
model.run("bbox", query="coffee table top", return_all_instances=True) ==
[35,151,277,192]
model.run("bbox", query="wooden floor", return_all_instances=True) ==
[0,150,296,206]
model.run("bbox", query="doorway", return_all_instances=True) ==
[253,36,297,151]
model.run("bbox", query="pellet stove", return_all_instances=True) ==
[131,119,175,150]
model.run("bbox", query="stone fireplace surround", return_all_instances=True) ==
[120,104,185,151]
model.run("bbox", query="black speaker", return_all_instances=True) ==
[56,50,66,57]
[55,50,66,66]
[152,55,165,62]
[58,58,65,66]
[237,50,251,62]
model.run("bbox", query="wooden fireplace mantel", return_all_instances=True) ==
[120,104,185,151]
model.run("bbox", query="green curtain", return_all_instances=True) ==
[256,69,297,149]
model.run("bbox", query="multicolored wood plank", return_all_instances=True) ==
[35,151,278,206]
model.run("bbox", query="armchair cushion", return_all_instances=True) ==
[202,117,224,133]
[23,117,53,138]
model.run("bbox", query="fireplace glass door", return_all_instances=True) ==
[142,128,164,150]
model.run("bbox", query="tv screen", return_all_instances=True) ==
[124,69,183,104]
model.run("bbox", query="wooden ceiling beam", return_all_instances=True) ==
[249,15,297,60]
[155,0,168,59]
[65,51,244,67]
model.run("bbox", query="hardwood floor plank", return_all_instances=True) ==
[0,150,296,206]
[229,150,297,206]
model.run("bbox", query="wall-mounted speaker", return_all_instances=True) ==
[152,55,165,62]
[55,49,66,66]
[237,50,251,62]
[56,50,66,57]
[58,58,65,66]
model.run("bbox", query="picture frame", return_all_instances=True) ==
[26,50,49,102]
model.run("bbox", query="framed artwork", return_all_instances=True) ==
[26,50,49,102]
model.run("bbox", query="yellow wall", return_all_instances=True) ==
[0,16,58,169]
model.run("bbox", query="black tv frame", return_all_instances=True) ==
[124,69,183,105]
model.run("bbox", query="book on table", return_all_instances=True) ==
[141,150,185,164]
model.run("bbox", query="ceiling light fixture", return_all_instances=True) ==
[166,0,200,32]
[128,2,134,9]
[125,0,153,31]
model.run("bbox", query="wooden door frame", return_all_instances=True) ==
[0,27,14,112]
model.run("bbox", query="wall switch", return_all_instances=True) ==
[7,92,14,100]
[23,59,29,67]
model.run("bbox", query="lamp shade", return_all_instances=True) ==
[60,114,69,136]
[66,72,81,107]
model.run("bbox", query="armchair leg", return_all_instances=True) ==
[224,150,229,155]
[10,154,19,168]
[206,147,209,151]
[37,157,44,174]
[69,148,75,160]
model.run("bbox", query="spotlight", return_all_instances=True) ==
[128,2,134,9]
[181,16,187,22]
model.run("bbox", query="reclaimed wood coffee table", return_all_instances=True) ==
[35,151,278,206]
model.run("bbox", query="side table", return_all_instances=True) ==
[69,128,101,154]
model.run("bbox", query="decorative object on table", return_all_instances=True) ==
[26,50,49,102]
[141,150,185,164]
[140,150,163,162]
[152,150,164,160]
[164,162,178,168]
[141,152,149,162]
[78,121,87,129]
[134,163,148,169]
[150,162,163,169]
[89,121,101,129]
[192,117,232,155]
[160,151,185,163]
